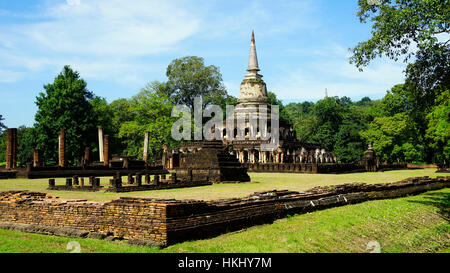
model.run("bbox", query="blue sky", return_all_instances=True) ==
[0,0,408,128]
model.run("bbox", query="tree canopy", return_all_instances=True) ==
[34,65,97,163]
[350,0,449,69]
[350,0,449,166]
[165,56,228,110]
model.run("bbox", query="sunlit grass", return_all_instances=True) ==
[0,187,448,253]
[0,168,440,202]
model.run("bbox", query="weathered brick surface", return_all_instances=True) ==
[0,176,448,246]
[244,162,407,174]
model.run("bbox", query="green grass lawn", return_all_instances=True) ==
[0,168,441,202]
[0,187,448,253]
[0,169,448,253]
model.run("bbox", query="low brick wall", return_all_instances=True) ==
[244,163,408,174]
[407,163,438,168]
[0,176,448,247]
[105,180,212,192]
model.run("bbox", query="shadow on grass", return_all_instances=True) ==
[408,192,450,222]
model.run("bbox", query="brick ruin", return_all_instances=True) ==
[0,176,448,247]
[0,126,168,179]
[5,128,17,170]
[105,172,212,193]
[163,141,250,183]
[46,172,213,193]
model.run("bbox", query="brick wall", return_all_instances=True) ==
[0,176,448,247]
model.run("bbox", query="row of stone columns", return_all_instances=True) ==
[110,172,176,188]
[6,126,148,169]
[235,148,337,164]
[48,176,100,188]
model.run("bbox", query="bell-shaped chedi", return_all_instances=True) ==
[237,30,270,106]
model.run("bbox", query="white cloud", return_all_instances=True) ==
[66,0,81,6]
[270,43,406,101]
[0,0,201,83]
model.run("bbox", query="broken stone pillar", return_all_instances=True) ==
[95,178,101,188]
[66,178,72,187]
[187,169,193,182]
[58,128,66,167]
[48,179,55,187]
[98,127,104,162]
[114,172,122,183]
[114,177,122,188]
[73,175,79,186]
[171,173,177,183]
[103,135,109,167]
[145,174,150,184]
[33,149,42,167]
[89,176,94,186]
[136,173,142,186]
[83,147,90,166]
[143,131,149,162]
[5,128,17,169]
[153,175,160,185]
[128,173,134,184]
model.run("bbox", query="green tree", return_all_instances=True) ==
[118,84,177,161]
[0,114,6,130]
[282,102,316,143]
[351,0,449,164]
[34,65,97,164]
[360,113,423,163]
[0,131,5,163]
[426,89,450,166]
[17,126,37,166]
[350,0,449,69]
[165,56,228,110]
[310,97,348,151]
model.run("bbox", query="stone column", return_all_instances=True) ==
[136,173,142,186]
[33,149,41,167]
[98,127,104,162]
[73,175,79,186]
[5,128,17,169]
[83,147,90,165]
[143,131,149,162]
[153,175,160,185]
[58,128,66,167]
[66,178,72,187]
[103,135,109,166]
[48,179,55,188]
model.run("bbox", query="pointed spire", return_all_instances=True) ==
[247,30,260,73]
[325,88,328,98]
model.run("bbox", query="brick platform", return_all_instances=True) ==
[0,176,448,247]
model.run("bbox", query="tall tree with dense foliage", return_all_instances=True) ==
[165,56,228,110]
[34,65,97,163]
